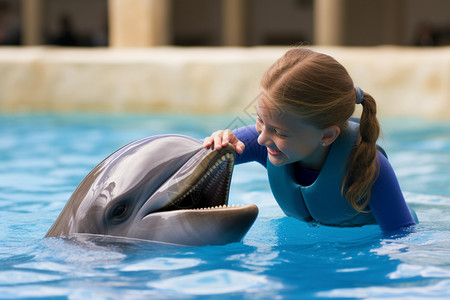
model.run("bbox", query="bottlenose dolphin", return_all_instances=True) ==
[46,134,258,246]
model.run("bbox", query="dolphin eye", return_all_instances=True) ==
[111,204,128,220]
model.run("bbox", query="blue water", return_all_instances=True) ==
[1,114,449,299]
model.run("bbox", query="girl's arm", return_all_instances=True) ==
[369,152,416,232]
[232,125,267,167]
[203,125,267,167]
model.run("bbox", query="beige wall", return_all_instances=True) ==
[1,46,450,119]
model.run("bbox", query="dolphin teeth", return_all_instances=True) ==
[185,204,249,211]
[166,151,235,212]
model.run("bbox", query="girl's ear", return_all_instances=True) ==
[321,126,340,146]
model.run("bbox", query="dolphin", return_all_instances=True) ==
[45,134,258,246]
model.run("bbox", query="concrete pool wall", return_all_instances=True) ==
[1,46,449,118]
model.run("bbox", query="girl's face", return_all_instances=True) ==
[255,95,332,170]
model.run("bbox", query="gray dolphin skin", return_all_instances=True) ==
[45,134,258,246]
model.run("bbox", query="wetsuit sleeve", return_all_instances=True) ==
[232,125,267,168]
[369,151,416,232]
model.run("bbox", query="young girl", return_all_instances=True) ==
[203,48,417,233]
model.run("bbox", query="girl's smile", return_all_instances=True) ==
[267,147,283,156]
[255,94,339,170]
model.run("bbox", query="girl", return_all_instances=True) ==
[203,48,417,233]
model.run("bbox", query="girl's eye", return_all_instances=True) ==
[274,130,288,138]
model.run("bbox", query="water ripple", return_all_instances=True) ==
[121,257,203,271]
[317,279,450,299]
[147,269,282,296]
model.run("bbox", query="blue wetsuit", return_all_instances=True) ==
[233,125,416,232]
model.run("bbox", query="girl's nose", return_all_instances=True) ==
[257,129,271,147]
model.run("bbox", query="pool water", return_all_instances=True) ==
[1,114,449,299]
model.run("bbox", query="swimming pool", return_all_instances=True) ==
[1,113,449,299]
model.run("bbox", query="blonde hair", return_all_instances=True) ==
[261,48,380,212]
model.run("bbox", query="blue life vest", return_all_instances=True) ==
[267,121,378,227]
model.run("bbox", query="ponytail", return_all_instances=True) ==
[342,90,380,212]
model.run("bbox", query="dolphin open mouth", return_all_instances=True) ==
[141,145,258,246]
[154,151,236,213]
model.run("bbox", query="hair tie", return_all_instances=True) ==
[355,87,364,104]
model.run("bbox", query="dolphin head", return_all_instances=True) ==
[45,135,258,246]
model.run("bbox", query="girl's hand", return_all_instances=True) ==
[203,129,245,154]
